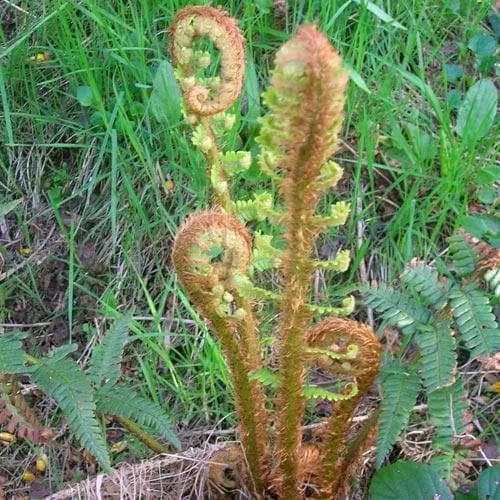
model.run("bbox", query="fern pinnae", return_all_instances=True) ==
[96,384,180,450]
[31,357,110,471]
[415,321,457,392]
[400,264,449,310]
[428,379,468,449]
[449,284,499,357]
[0,334,26,375]
[376,361,420,467]
[87,315,132,388]
[365,283,430,334]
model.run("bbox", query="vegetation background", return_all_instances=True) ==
[0,0,498,496]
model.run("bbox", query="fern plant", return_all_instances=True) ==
[366,230,499,484]
[0,315,180,471]
[169,6,381,498]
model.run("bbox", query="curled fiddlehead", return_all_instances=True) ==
[169,6,245,117]
[172,211,268,494]
[307,318,381,497]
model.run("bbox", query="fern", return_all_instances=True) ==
[400,264,449,310]
[376,362,420,467]
[95,384,180,450]
[0,333,27,374]
[448,233,477,277]
[365,283,430,334]
[449,284,499,357]
[415,322,457,392]
[302,383,358,401]
[88,315,131,388]
[428,379,467,449]
[31,357,110,471]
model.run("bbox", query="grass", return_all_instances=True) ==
[0,0,498,493]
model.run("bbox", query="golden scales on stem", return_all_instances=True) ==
[170,6,381,498]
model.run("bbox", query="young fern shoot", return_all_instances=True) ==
[170,7,381,499]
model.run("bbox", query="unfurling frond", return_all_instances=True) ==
[169,6,245,116]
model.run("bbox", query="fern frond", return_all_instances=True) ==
[0,333,26,374]
[307,296,355,316]
[415,322,457,392]
[428,379,467,449]
[484,267,500,297]
[96,384,180,450]
[376,361,420,467]
[448,233,477,277]
[449,284,499,357]
[249,367,279,388]
[31,358,110,471]
[250,232,282,273]
[302,383,358,401]
[400,264,449,310]
[365,284,430,334]
[88,315,131,388]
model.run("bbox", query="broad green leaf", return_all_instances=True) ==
[0,198,22,218]
[444,64,465,83]
[369,461,453,500]
[468,35,497,58]
[76,85,94,107]
[456,79,497,143]
[478,465,500,500]
[150,60,181,124]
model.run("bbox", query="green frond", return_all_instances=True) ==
[191,123,213,153]
[313,201,350,229]
[448,233,477,277]
[0,333,27,375]
[307,296,355,316]
[233,192,280,223]
[302,383,358,401]
[306,344,358,361]
[88,315,132,388]
[400,264,449,310]
[449,284,499,357]
[314,161,344,190]
[249,367,279,388]
[46,343,78,362]
[430,449,469,484]
[313,250,350,272]
[428,379,467,449]
[365,284,430,334]
[376,361,420,467]
[415,321,457,392]
[484,267,500,297]
[250,232,282,273]
[95,384,180,450]
[232,273,281,301]
[31,357,110,471]
[220,151,252,176]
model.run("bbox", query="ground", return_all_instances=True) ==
[0,0,498,498]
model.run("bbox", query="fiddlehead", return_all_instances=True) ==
[169,6,245,117]
[306,318,381,497]
[172,211,268,494]
[169,6,247,214]
[259,24,348,499]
